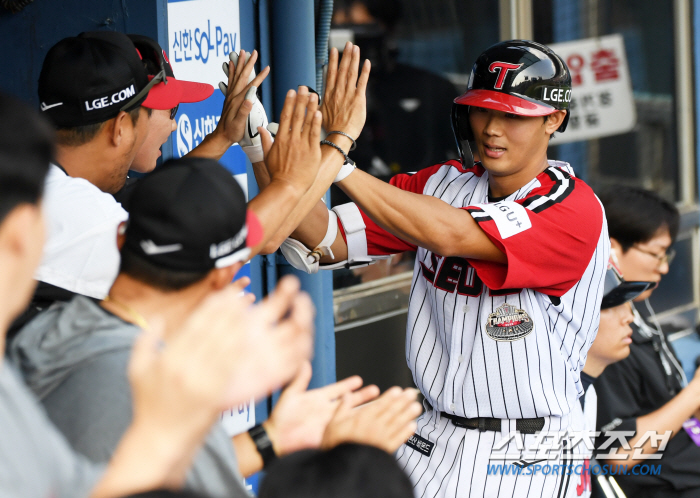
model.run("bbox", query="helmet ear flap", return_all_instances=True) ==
[451,103,474,166]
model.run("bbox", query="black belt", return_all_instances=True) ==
[441,412,545,434]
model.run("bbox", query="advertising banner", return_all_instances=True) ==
[167,0,255,441]
[550,34,637,144]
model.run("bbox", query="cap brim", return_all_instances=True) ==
[142,76,214,109]
[246,210,264,248]
[601,281,655,309]
[454,89,557,117]
[212,211,264,269]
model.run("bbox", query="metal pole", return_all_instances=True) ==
[270,0,336,388]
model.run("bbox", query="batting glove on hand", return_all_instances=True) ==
[220,51,270,163]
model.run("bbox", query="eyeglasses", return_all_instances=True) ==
[120,61,168,113]
[170,104,179,120]
[632,245,676,266]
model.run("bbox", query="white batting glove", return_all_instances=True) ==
[220,51,270,164]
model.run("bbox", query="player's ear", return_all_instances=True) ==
[610,237,625,260]
[544,111,566,136]
[210,262,244,289]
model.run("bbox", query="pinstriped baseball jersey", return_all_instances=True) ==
[337,159,609,420]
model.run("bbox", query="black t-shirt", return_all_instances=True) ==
[579,371,596,410]
[594,320,700,496]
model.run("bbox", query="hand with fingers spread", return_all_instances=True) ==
[220,51,271,163]
[128,275,313,436]
[321,386,423,453]
[189,49,270,160]
[321,41,370,141]
[262,361,380,456]
[260,87,323,192]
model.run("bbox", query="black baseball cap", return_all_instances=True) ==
[122,157,263,272]
[38,31,155,127]
[127,34,214,110]
[601,259,654,309]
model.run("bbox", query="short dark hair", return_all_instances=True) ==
[259,444,414,498]
[0,93,54,223]
[119,245,209,292]
[55,106,144,147]
[598,185,680,251]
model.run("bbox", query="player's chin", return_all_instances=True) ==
[479,158,512,176]
[615,344,631,361]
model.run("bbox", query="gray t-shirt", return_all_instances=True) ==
[11,296,250,498]
[0,362,103,497]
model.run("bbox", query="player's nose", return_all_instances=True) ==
[483,113,503,136]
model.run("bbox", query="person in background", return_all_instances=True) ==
[594,186,700,497]
[573,260,654,498]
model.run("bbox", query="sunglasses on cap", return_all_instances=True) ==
[120,61,168,113]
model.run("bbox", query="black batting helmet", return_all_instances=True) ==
[451,40,572,165]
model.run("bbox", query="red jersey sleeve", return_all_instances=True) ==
[465,167,604,296]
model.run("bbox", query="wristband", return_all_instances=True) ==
[325,131,357,151]
[334,160,356,183]
[321,139,350,162]
[248,424,277,467]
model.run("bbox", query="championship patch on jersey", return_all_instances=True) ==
[474,201,531,239]
[406,433,434,456]
[485,303,534,342]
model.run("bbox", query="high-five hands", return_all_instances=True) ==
[260,87,322,192]
[213,49,270,149]
[321,41,370,140]
[128,275,314,436]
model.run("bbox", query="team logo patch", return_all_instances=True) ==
[485,303,534,342]
[406,433,434,456]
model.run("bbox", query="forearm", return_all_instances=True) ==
[90,416,212,498]
[338,169,505,262]
[231,433,264,478]
[256,138,350,253]
[185,130,234,161]
[606,381,700,466]
[247,177,307,258]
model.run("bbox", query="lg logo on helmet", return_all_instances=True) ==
[488,62,523,90]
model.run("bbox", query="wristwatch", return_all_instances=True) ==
[248,424,277,467]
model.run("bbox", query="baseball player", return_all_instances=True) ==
[253,40,609,497]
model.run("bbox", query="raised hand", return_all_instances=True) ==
[263,361,380,455]
[215,49,270,147]
[128,275,313,433]
[321,386,422,453]
[260,87,323,192]
[321,41,370,140]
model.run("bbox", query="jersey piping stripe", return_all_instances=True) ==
[566,245,598,361]
[417,424,458,498]
[411,420,450,484]
[522,167,575,213]
[454,436,465,498]
[434,437,464,498]
[466,431,482,498]
[556,439,572,498]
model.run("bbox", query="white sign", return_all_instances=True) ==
[221,398,256,436]
[550,34,636,144]
[167,0,240,86]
